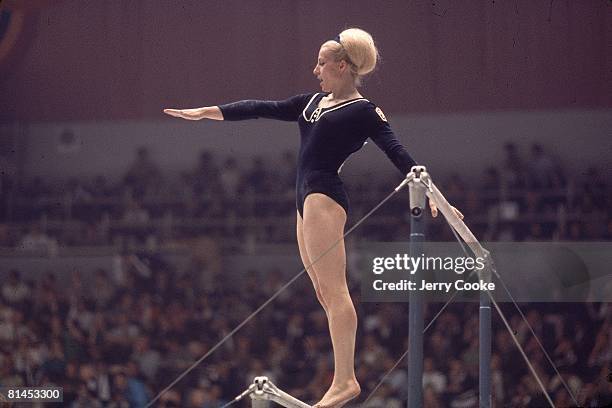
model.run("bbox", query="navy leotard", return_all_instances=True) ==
[219,92,417,217]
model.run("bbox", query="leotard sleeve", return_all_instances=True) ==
[364,103,418,176]
[218,93,314,122]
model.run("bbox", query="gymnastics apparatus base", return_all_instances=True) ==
[233,376,311,408]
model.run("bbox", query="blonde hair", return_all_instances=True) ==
[325,28,379,86]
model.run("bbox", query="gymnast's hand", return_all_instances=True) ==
[429,200,464,220]
[163,106,223,120]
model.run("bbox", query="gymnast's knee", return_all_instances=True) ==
[314,288,328,309]
[318,283,351,306]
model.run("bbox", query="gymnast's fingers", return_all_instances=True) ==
[163,108,183,117]
[163,109,201,120]
[429,200,438,218]
[452,206,464,220]
[180,108,203,120]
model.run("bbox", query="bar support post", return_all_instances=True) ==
[407,165,427,408]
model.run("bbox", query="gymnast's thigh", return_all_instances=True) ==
[297,171,348,217]
[302,191,348,220]
[300,176,349,217]
[301,193,348,286]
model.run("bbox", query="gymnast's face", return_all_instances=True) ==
[313,44,346,92]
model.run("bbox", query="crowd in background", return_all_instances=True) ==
[0,141,611,407]
[0,142,611,251]
[1,256,611,407]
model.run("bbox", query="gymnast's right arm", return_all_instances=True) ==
[163,106,223,120]
[163,94,312,122]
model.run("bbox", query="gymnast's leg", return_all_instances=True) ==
[297,212,329,314]
[301,193,360,408]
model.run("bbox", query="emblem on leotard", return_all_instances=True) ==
[375,107,387,122]
[311,107,323,122]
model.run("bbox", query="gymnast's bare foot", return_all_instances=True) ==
[314,379,361,408]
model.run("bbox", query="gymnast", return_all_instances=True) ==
[164,27,463,408]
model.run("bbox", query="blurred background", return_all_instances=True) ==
[0,1,611,407]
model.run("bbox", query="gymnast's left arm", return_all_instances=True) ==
[365,104,464,220]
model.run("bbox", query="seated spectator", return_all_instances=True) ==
[529,143,559,189]
[156,388,181,408]
[481,166,500,206]
[121,198,149,224]
[123,146,162,198]
[1,270,30,306]
[278,150,297,193]
[18,224,58,254]
[500,142,525,190]
[588,323,611,367]
[131,336,161,383]
[241,156,269,194]
[364,383,402,408]
[423,384,443,408]
[219,157,241,200]
[192,150,221,197]
[524,222,546,241]
[91,269,115,309]
[124,361,149,407]
[90,175,114,198]
[422,357,447,394]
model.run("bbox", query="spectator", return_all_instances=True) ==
[90,175,114,198]
[242,156,269,193]
[529,143,558,189]
[588,323,611,367]
[187,387,207,408]
[122,197,150,224]
[40,340,67,383]
[481,166,500,206]
[18,224,58,254]
[501,142,524,190]
[132,335,161,383]
[91,269,115,309]
[125,361,149,407]
[192,150,221,197]
[123,146,162,198]
[220,157,241,195]
[1,270,30,306]
[157,388,181,408]
[422,357,447,394]
[0,353,23,388]
[423,384,443,408]
[491,354,505,404]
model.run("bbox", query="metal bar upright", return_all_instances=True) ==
[407,166,427,408]
[425,180,493,408]
[479,264,492,407]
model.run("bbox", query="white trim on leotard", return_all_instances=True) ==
[302,93,322,122]
[302,93,369,123]
[315,98,368,122]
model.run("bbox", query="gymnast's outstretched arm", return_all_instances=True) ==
[163,106,223,121]
[163,93,313,122]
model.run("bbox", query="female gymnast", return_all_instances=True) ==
[164,27,463,408]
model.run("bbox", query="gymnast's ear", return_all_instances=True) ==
[338,59,348,73]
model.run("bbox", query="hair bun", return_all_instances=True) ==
[339,28,378,77]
